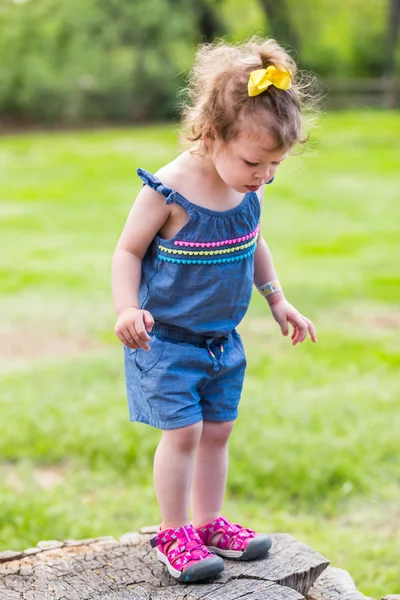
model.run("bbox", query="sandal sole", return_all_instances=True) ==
[208,534,272,560]
[157,549,224,582]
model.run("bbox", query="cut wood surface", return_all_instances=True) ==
[307,566,375,600]
[0,529,329,599]
[1,528,395,599]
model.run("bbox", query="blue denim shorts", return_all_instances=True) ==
[124,324,247,430]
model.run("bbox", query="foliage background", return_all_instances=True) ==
[0,0,398,123]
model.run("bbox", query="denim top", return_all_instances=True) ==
[137,168,262,338]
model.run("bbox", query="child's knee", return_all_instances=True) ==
[202,420,235,445]
[162,421,203,453]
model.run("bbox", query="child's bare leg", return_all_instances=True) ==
[190,420,234,535]
[154,422,203,531]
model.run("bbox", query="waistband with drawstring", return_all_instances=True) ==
[152,323,229,346]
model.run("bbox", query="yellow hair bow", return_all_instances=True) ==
[248,65,292,97]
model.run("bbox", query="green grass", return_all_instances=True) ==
[0,112,399,598]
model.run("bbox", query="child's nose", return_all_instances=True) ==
[256,166,271,181]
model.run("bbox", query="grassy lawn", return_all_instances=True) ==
[0,112,399,598]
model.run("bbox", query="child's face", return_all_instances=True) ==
[213,128,287,193]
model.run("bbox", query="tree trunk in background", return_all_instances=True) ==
[258,0,299,50]
[176,0,225,43]
[388,0,400,107]
[197,0,225,42]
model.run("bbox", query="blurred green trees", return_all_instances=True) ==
[0,0,397,123]
[0,0,195,122]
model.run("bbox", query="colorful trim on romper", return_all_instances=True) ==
[158,224,260,265]
[158,244,257,265]
[159,235,258,256]
[173,225,260,248]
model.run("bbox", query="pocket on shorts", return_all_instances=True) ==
[133,335,166,374]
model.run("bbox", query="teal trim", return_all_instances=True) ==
[158,245,256,265]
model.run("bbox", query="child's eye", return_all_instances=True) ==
[272,162,281,166]
[244,160,259,167]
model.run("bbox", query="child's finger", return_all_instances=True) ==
[279,319,289,336]
[125,322,150,351]
[290,316,307,345]
[133,335,150,351]
[303,317,317,342]
[292,327,300,345]
[135,316,151,342]
[124,325,144,349]
[119,330,135,349]
[143,310,155,332]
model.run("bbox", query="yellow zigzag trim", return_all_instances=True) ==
[159,235,258,256]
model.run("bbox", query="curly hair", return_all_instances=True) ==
[180,37,318,153]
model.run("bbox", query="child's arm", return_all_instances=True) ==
[254,234,317,345]
[112,185,172,350]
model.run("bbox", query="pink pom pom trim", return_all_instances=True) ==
[174,224,259,248]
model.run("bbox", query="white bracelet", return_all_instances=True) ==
[257,280,282,297]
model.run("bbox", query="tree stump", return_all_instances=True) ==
[0,527,394,599]
[0,529,329,599]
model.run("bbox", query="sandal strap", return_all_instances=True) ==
[149,524,212,569]
[149,524,193,548]
[198,516,256,551]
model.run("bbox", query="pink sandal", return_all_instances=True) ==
[149,524,224,582]
[195,516,271,560]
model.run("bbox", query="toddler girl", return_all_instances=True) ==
[112,37,317,583]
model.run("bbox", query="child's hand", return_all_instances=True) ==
[114,307,155,351]
[269,299,317,345]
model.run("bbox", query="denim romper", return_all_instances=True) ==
[124,168,262,430]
